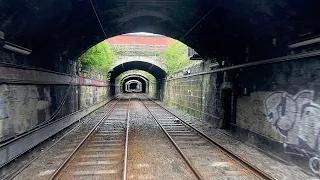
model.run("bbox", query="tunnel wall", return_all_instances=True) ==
[163,56,320,173]
[0,64,116,142]
[162,61,223,126]
[148,82,157,98]
[233,57,320,172]
[79,86,109,109]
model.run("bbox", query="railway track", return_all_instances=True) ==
[48,96,131,180]
[6,93,274,180]
[139,94,273,180]
[4,96,120,180]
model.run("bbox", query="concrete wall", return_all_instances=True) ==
[0,85,51,141]
[0,84,79,142]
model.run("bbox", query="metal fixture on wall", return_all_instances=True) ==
[289,37,320,49]
[0,31,32,55]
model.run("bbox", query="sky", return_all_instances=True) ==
[124,32,164,37]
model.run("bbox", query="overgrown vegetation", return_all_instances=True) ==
[79,41,116,80]
[160,39,196,76]
[79,37,196,81]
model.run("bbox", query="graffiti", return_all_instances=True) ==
[0,100,8,120]
[264,90,320,173]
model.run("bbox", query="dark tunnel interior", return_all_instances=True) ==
[1,0,320,178]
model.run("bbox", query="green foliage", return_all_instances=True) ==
[79,38,195,81]
[160,39,195,75]
[79,41,115,79]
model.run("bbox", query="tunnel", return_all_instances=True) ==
[121,74,148,93]
[126,80,142,92]
[1,0,320,179]
[109,59,166,96]
[129,82,137,90]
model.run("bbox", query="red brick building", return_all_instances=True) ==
[106,34,171,47]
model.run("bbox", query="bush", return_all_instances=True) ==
[161,39,195,76]
[79,41,115,80]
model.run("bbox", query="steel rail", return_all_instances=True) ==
[0,97,117,169]
[123,97,131,180]
[0,94,117,150]
[5,117,87,180]
[138,96,204,180]
[48,96,124,180]
[5,95,121,179]
[142,94,274,180]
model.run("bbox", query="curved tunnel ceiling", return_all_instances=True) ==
[110,61,166,83]
[126,80,142,85]
[123,78,146,92]
[123,77,145,84]
[121,73,149,81]
[122,77,146,91]
[1,0,319,65]
[122,75,149,84]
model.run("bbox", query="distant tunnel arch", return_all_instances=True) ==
[125,80,142,92]
[110,60,166,83]
[110,60,166,96]
[121,75,147,93]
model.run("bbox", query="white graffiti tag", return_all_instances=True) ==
[265,90,320,151]
[264,90,320,173]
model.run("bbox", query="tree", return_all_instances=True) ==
[161,39,195,75]
[79,41,115,79]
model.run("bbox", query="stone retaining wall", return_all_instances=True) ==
[0,67,115,142]
[163,61,223,126]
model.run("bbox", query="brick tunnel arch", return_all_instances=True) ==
[1,0,318,71]
[1,1,320,176]
[125,80,142,92]
[122,76,147,93]
[121,74,149,93]
[109,60,166,96]
[110,57,166,83]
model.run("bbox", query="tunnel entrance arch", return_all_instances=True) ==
[122,76,147,93]
[121,74,149,93]
[2,0,316,72]
[125,80,142,93]
[110,60,166,97]
[110,59,166,82]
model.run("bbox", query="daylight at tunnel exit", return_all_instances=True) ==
[1,0,320,179]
